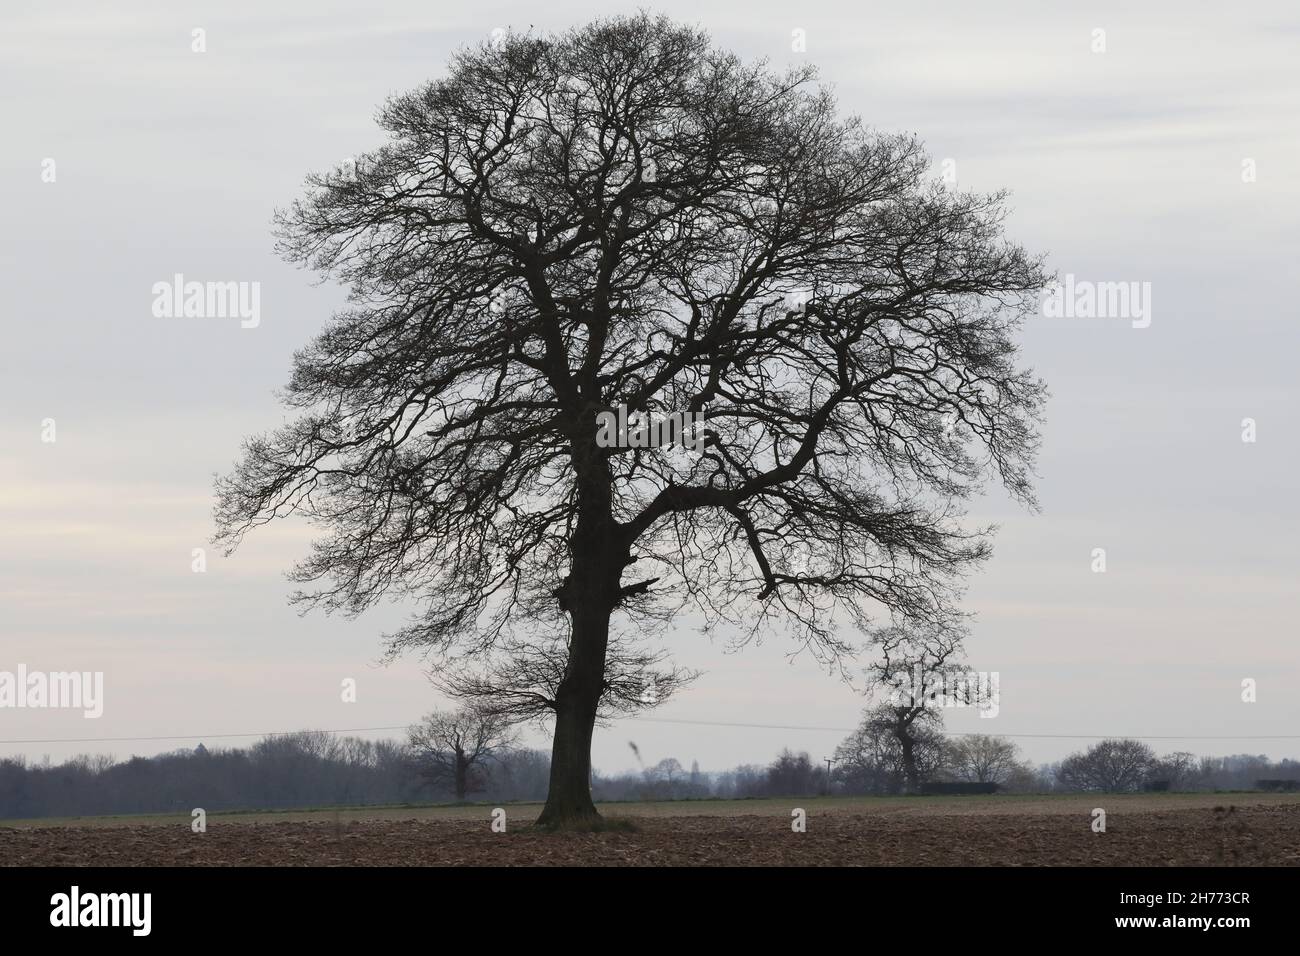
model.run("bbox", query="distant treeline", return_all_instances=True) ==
[0,732,550,821]
[2,733,1298,820]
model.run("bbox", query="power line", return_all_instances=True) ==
[0,726,410,746]
[2,717,1299,746]
[625,717,1300,740]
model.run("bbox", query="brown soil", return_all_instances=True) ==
[3,798,1297,866]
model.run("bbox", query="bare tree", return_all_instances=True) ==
[836,703,949,794]
[214,14,1046,827]
[946,734,1026,785]
[1055,738,1157,793]
[859,624,989,792]
[1149,750,1202,791]
[650,757,684,786]
[766,749,820,796]
[407,706,516,801]
[833,713,899,794]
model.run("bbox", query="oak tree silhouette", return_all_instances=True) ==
[215,14,1047,828]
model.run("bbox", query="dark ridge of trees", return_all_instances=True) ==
[0,732,550,821]
[4,733,1298,820]
[594,744,1300,801]
[1046,741,1300,794]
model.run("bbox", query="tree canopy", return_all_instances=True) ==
[215,13,1047,825]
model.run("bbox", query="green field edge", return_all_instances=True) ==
[4,790,1297,830]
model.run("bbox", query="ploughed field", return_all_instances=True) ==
[3,793,1298,866]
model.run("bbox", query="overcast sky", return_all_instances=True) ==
[2,0,1297,775]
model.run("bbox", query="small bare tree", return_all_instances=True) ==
[860,623,990,792]
[1149,750,1201,791]
[839,703,949,794]
[946,734,1026,785]
[1056,738,1157,793]
[407,706,516,801]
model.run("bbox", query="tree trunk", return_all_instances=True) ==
[454,751,468,802]
[536,426,622,829]
[536,603,610,827]
[899,732,920,794]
